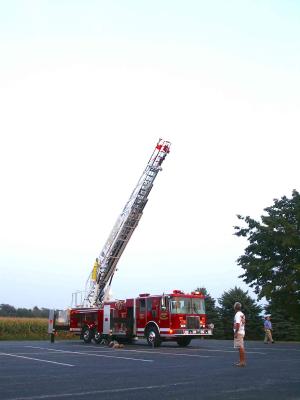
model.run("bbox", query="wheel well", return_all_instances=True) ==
[144,321,160,336]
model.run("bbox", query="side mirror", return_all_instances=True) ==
[161,294,167,310]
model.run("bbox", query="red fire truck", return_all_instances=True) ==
[49,139,213,345]
[67,290,212,347]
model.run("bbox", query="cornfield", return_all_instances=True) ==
[0,317,77,340]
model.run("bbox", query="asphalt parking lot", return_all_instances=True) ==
[0,339,299,400]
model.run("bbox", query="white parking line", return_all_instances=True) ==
[1,380,193,400]
[67,343,264,355]
[28,344,214,358]
[26,346,153,362]
[250,347,300,352]
[53,342,268,356]
[194,348,266,354]
[0,352,74,367]
[79,348,213,358]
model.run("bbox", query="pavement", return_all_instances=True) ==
[0,339,299,400]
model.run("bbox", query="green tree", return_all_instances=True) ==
[195,287,224,339]
[0,304,50,318]
[234,190,300,322]
[0,304,17,316]
[16,308,32,317]
[218,287,262,339]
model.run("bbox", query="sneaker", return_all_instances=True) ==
[235,362,246,367]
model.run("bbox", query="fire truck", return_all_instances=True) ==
[49,139,213,346]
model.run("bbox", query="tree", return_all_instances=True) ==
[0,304,17,317]
[195,287,224,338]
[234,190,300,322]
[16,308,32,317]
[218,287,262,339]
[0,304,50,318]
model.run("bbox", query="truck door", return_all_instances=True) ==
[136,298,146,333]
[146,297,153,322]
[158,295,170,330]
[147,297,159,322]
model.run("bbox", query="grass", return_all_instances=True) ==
[0,317,77,340]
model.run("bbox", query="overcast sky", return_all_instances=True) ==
[0,1,299,309]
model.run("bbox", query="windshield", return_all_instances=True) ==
[170,297,205,314]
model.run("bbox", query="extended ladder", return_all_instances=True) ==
[85,139,171,306]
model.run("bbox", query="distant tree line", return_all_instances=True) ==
[0,304,50,318]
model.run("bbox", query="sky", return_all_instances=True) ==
[0,0,299,310]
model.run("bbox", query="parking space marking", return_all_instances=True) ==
[0,352,74,367]
[43,343,266,356]
[30,344,214,358]
[80,348,213,358]
[250,347,300,352]
[190,348,266,354]
[67,344,264,355]
[2,380,194,400]
[26,346,153,363]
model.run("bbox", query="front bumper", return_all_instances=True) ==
[160,328,213,337]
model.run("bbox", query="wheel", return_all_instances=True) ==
[82,327,93,344]
[93,331,102,344]
[146,326,161,347]
[177,337,192,347]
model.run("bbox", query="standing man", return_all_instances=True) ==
[264,316,274,344]
[233,302,246,367]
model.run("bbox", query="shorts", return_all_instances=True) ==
[234,333,245,349]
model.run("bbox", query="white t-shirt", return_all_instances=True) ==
[234,311,246,335]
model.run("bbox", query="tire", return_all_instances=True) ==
[93,331,102,344]
[82,327,93,344]
[146,326,161,347]
[177,337,192,347]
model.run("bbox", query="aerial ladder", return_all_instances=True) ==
[84,138,171,307]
